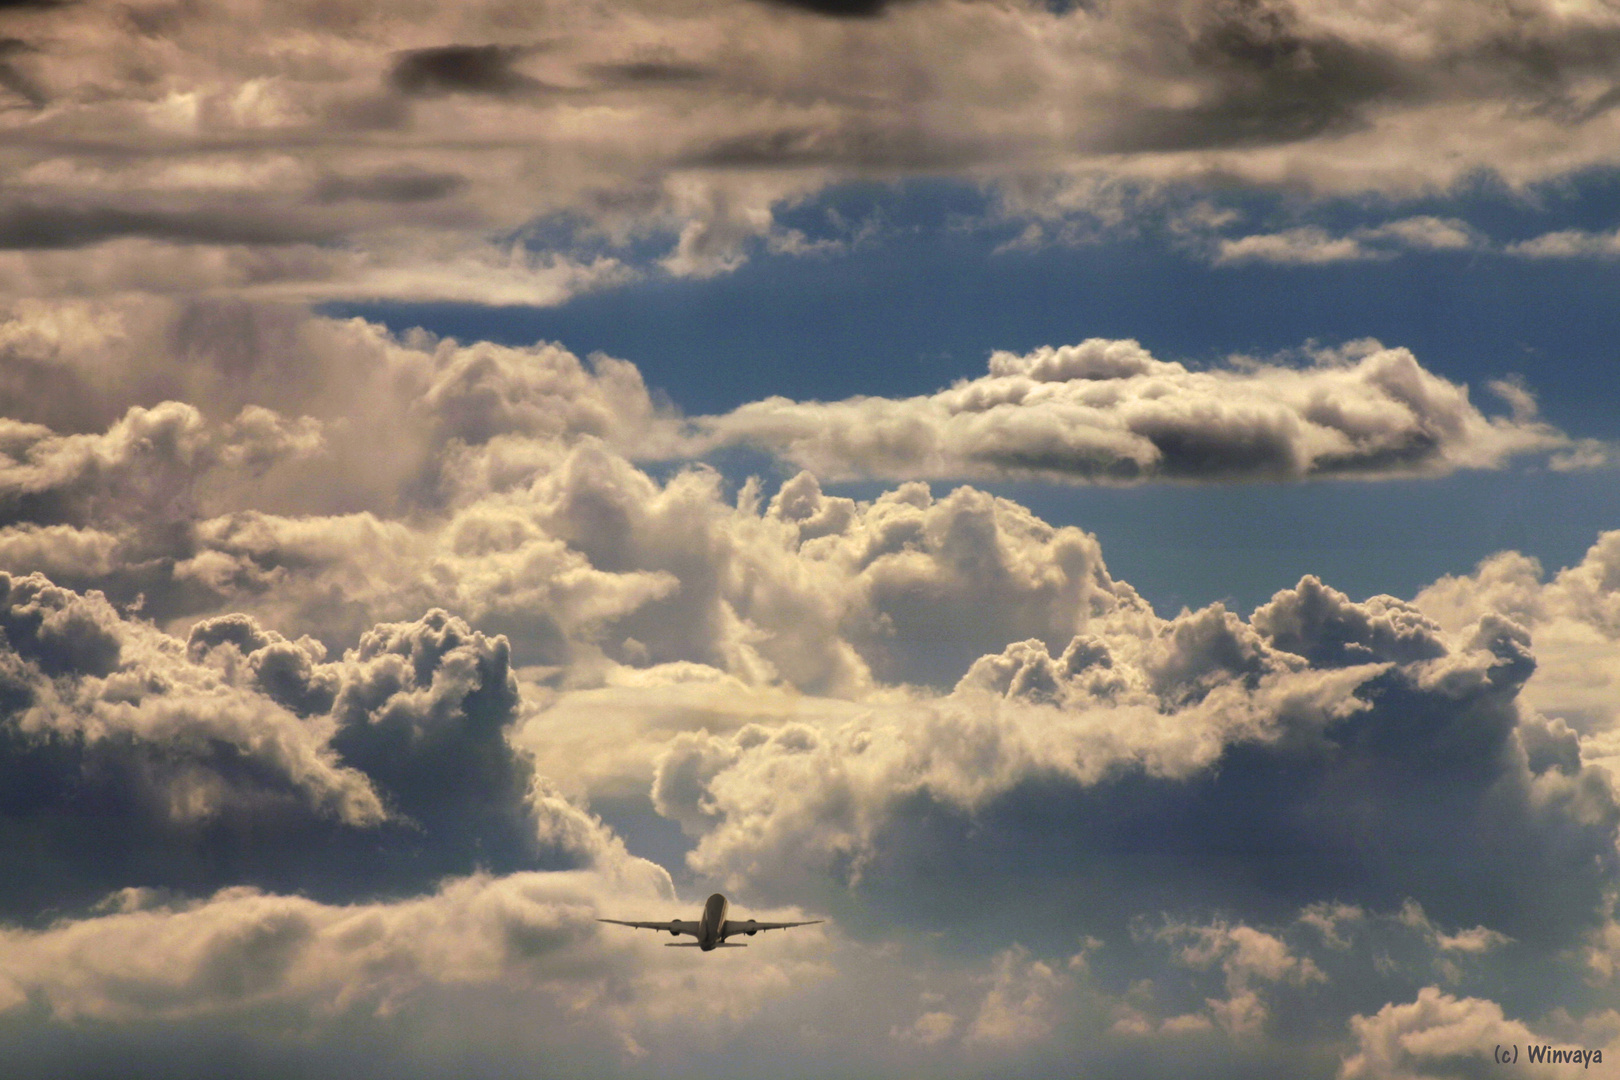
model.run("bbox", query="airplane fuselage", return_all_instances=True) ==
[697,892,728,951]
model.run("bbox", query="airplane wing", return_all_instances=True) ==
[598,919,701,937]
[721,918,823,937]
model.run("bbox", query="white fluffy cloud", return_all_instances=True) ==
[633,571,1618,953]
[1342,988,1619,1079]
[1415,532,1620,781]
[696,339,1575,483]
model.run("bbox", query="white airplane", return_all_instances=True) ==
[599,892,821,951]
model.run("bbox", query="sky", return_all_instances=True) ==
[0,1,1619,1078]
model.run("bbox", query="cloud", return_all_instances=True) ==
[695,339,1573,484]
[0,0,1619,296]
[0,864,766,1030]
[636,570,1617,961]
[0,310,1606,972]
[1361,216,1478,251]
[963,945,1073,1045]
[1507,228,1620,258]
[757,0,900,18]
[1340,987,1618,1079]
[1415,532,1620,792]
[0,293,1611,1075]
[0,569,667,916]
[0,400,323,528]
[1148,917,1325,1037]
[1216,226,1380,265]
[1213,217,1481,265]
[0,572,382,914]
[0,306,1607,956]
[0,237,636,307]
[388,45,554,98]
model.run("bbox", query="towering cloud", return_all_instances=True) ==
[0,570,663,918]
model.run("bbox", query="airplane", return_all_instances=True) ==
[599,892,821,951]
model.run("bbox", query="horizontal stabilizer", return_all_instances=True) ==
[664,942,701,947]
[716,943,747,947]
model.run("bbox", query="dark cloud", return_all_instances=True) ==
[1250,577,1449,668]
[1098,0,1620,157]
[0,203,330,252]
[686,123,982,171]
[1104,0,1421,152]
[312,170,466,204]
[1466,20,1620,120]
[0,0,1618,304]
[0,38,44,108]
[756,0,901,17]
[0,574,380,920]
[186,613,339,716]
[388,44,553,98]
[327,610,545,877]
[0,576,593,921]
[587,61,711,86]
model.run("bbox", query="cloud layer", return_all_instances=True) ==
[3,0,1620,298]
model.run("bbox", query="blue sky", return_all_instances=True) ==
[338,174,1620,427]
[1,0,1619,1077]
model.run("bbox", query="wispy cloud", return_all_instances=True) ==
[1213,216,1482,265]
[1506,227,1620,258]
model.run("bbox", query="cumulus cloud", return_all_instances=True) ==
[0,567,666,917]
[0,572,380,914]
[1341,988,1618,1079]
[1148,918,1324,1036]
[0,400,324,527]
[0,286,1609,1075]
[630,569,1618,967]
[1415,532,1620,796]
[696,339,1573,484]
